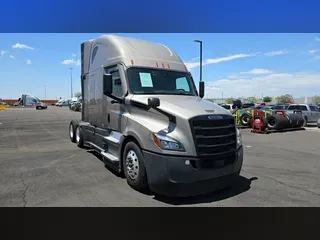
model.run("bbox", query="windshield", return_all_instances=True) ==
[126,67,197,96]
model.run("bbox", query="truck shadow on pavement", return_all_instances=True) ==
[153,176,258,205]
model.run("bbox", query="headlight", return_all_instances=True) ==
[236,128,242,148]
[152,133,185,151]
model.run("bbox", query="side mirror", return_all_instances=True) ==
[103,74,113,96]
[199,81,205,98]
[148,97,160,108]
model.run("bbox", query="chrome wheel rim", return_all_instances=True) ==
[69,125,74,139]
[125,150,139,180]
[76,127,80,143]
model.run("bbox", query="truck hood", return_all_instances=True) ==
[130,95,232,119]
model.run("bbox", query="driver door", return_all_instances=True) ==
[104,65,125,132]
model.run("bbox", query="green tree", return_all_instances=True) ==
[314,95,320,105]
[276,94,294,103]
[74,92,82,98]
[225,98,233,104]
[247,97,258,103]
[263,96,273,103]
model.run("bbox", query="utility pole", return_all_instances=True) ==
[193,40,203,83]
[69,68,73,98]
[44,85,46,100]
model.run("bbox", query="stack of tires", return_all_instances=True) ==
[286,114,305,128]
[264,114,289,130]
[238,111,305,131]
[255,113,305,131]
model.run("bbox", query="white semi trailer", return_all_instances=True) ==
[68,35,244,197]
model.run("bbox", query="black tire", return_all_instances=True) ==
[281,114,291,129]
[266,115,286,130]
[69,120,78,143]
[75,125,84,148]
[285,114,293,128]
[292,114,301,128]
[123,141,148,192]
[289,114,297,128]
[240,113,252,126]
[36,106,41,110]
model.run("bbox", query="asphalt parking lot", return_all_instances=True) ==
[0,107,319,207]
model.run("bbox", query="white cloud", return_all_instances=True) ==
[315,37,320,42]
[12,43,34,50]
[26,60,32,64]
[185,53,256,70]
[185,50,288,70]
[205,72,320,98]
[227,68,274,79]
[9,55,15,59]
[61,58,81,66]
[309,49,318,54]
[240,68,274,75]
[0,50,8,56]
[264,50,288,57]
[72,54,77,57]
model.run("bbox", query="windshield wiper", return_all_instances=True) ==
[174,92,194,96]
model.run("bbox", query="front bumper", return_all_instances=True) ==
[143,146,244,197]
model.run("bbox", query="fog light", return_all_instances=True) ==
[185,160,190,165]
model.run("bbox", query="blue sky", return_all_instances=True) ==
[1,33,320,100]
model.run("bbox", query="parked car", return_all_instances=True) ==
[55,99,64,106]
[221,104,240,113]
[271,105,288,110]
[36,102,48,110]
[56,99,71,107]
[286,104,320,126]
[242,103,255,108]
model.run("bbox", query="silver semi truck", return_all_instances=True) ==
[68,35,244,197]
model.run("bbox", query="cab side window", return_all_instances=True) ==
[91,46,98,64]
[105,66,123,98]
[287,105,297,110]
[111,71,123,98]
[309,105,319,112]
[300,105,308,111]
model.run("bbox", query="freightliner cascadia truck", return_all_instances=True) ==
[68,35,244,197]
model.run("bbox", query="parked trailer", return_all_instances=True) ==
[68,34,244,197]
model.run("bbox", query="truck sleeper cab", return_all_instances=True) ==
[68,35,244,197]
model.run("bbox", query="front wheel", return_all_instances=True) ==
[123,141,148,192]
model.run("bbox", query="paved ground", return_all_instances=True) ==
[0,107,319,207]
